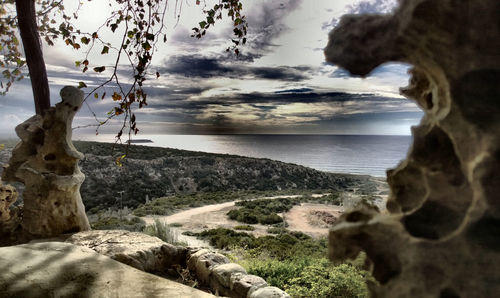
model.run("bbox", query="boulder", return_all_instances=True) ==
[212,263,247,288]
[248,286,290,298]
[65,230,187,272]
[325,0,500,297]
[230,273,268,298]
[191,251,230,285]
[0,242,214,298]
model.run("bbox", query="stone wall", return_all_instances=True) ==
[324,0,500,297]
[66,230,290,298]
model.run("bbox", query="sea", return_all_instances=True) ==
[78,134,412,178]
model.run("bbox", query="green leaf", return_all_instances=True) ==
[93,66,106,73]
[101,46,109,54]
[75,61,81,67]
[142,42,151,51]
[94,93,99,99]
[77,81,87,89]
[199,21,207,28]
[81,37,90,44]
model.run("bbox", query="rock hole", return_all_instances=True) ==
[63,226,81,234]
[466,217,500,251]
[345,211,372,222]
[403,201,461,240]
[440,287,460,298]
[73,107,78,111]
[370,252,402,284]
[425,92,433,109]
[412,126,464,184]
[44,153,56,161]
[54,202,60,207]
[387,164,427,213]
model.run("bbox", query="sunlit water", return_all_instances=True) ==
[77,134,412,177]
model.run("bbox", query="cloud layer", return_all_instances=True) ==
[0,0,422,137]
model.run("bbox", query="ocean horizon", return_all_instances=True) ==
[77,134,412,177]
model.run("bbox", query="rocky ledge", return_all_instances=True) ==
[65,230,289,298]
[0,241,214,298]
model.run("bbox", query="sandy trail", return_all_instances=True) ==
[141,179,388,246]
[141,195,311,246]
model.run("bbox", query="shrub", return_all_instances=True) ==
[234,225,255,231]
[143,218,178,244]
[266,227,288,234]
[91,216,146,232]
[244,257,372,298]
[286,260,372,298]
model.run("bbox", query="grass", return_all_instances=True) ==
[143,218,182,245]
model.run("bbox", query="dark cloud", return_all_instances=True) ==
[161,55,311,81]
[275,88,313,94]
[243,0,303,54]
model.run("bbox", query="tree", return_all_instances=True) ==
[0,0,247,240]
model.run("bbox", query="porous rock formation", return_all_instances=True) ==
[2,86,90,238]
[325,0,500,297]
[0,182,20,236]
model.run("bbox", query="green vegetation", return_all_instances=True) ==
[74,141,243,161]
[249,257,373,298]
[227,198,301,225]
[143,218,181,245]
[191,228,375,297]
[266,227,288,234]
[133,191,245,216]
[73,140,374,212]
[132,190,336,217]
[90,216,146,232]
[234,225,255,231]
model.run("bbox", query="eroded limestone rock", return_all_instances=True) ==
[0,242,215,298]
[2,86,90,238]
[325,0,500,297]
[0,182,20,235]
[65,230,188,272]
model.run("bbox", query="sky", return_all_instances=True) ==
[0,0,423,138]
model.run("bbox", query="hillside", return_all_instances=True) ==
[0,140,374,211]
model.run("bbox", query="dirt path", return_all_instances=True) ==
[141,195,311,246]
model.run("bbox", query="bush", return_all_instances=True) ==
[143,219,178,244]
[91,216,145,232]
[287,260,372,298]
[266,227,288,234]
[234,225,255,231]
[244,256,372,298]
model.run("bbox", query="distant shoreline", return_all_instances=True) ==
[127,139,153,144]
